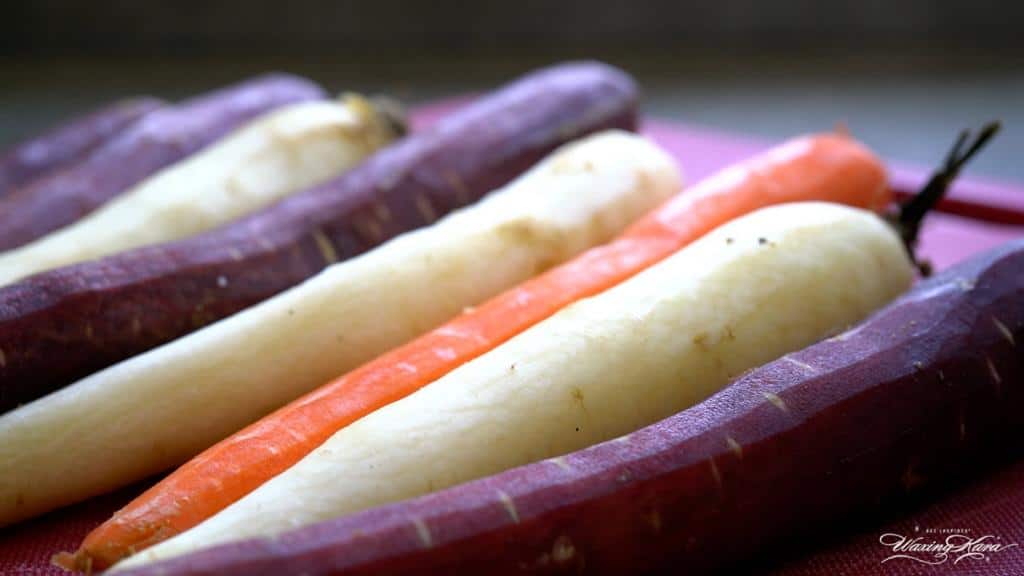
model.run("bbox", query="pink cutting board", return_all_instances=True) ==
[1,102,1022,576]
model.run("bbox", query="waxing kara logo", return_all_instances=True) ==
[878,526,1018,566]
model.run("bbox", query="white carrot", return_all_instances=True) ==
[0,95,400,285]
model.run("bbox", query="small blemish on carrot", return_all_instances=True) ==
[571,387,584,404]
[783,356,815,374]
[709,458,723,488]
[986,356,1002,394]
[993,317,1016,346]
[357,217,383,242]
[415,194,438,223]
[551,535,576,563]
[443,170,470,206]
[692,332,710,349]
[763,392,789,413]
[434,347,457,361]
[726,436,743,459]
[828,331,853,343]
[312,229,338,264]
[496,489,520,524]
[513,290,534,306]
[0,348,6,368]
[549,457,572,472]
[373,202,392,222]
[412,517,433,548]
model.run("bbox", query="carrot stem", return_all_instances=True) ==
[897,122,1000,249]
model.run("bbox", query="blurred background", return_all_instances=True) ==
[2,0,1022,179]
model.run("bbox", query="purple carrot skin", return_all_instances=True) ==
[119,239,1024,576]
[0,73,323,250]
[0,98,164,195]
[0,61,637,414]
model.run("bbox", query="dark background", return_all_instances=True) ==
[2,0,1022,179]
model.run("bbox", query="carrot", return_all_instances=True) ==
[64,132,890,572]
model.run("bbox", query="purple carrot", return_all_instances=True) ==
[0,98,163,195]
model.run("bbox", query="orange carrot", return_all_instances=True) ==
[61,133,889,571]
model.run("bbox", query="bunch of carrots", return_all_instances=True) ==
[61,132,889,571]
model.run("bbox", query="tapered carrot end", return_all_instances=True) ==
[51,550,92,574]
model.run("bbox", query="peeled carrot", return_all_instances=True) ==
[64,133,889,572]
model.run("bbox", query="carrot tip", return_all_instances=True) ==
[51,550,91,574]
